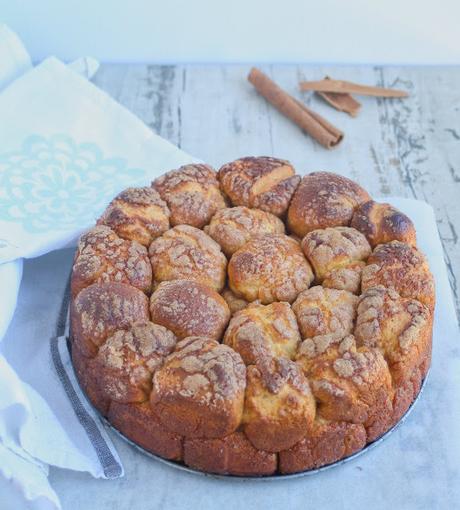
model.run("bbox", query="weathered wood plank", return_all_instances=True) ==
[93,64,460,320]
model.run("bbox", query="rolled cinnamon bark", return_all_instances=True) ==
[248,67,343,149]
[317,77,361,117]
[299,78,408,98]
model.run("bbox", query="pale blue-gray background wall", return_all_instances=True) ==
[1,0,459,64]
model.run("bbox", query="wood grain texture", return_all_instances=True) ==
[93,64,460,321]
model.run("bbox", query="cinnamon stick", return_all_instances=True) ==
[317,77,361,117]
[248,67,343,149]
[299,78,408,98]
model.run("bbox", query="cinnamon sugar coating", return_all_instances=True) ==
[355,285,432,422]
[70,163,434,475]
[292,286,358,340]
[243,357,316,452]
[71,226,152,298]
[71,282,150,358]
[224,302,301,365]
[218,156,300,217]
[149,225,227,292]
[152,164,226,228]
[204,206,285,256]
[93,322,177,403]
[150,280,230,340]
[151,337,246,438]
[361,241,435,311]
[288,172,371,237]
[98,186,170,246]
[298,335,394,441]
[301,227,371,294]
[228,234,314,304]
[351,200,416,248]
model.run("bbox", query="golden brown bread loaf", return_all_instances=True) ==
[92,322,177,404]
[355,285,432,423]
[218,156,300,217]
[228,233,314,304]
[151,337,246,438]
[71,226,152,298]
[152,164,226,228]
[223,302,301,364]
[351,200,416,248]
[361,241,435,311]
[204,206,285,256]
[71,282,150,358]
[297,334,394,441]
[149,225,227,291]
[243,357,316,452]
[149,279,230,340]
[301,227,371,294]
[288,172,371,237]
[98,187,170,246]
[292,286,358,340]
[70,164,434,476]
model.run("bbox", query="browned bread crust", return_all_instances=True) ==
[288,172,371,237]
[108,401,183,460]
[301,227,371,294]
[228,234,314,304]
[361,241,435,311]
[279,418,366,473]
[70,162,434,476]
[71,225,152,298]
[184,432,277,475]
[221,287,251,315]
[292,286,358,340]
[151,337,246,438]
[224,302,301,364]
[98,187,170,246]
[92,322,177,404]
[152,164,226,228]
[218,157,300,217]
[71,282,150,358]
[150,280,230,340]
[297,335,394,441]
[355,285,432,424]
[149,225,227,291]
[204,206,285,256]
[351,200,416,248]
[71,342,111,415]
[243,357,316,452]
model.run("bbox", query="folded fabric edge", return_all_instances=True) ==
[0,442,61,510]
[51,335,124,479]
[0,24,32,90]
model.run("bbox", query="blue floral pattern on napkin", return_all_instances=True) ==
[0,134,146,233]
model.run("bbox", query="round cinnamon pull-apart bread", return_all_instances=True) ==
[70,157,435,476]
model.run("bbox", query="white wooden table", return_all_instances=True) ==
[92,64,460,321]
[48,64,460,509]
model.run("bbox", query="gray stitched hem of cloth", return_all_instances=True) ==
[50,278,124,479]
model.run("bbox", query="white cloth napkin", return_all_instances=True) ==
[0,25,198,510]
